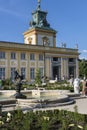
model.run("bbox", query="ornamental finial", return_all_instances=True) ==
[37,0,41,10]
[38,0,41,4]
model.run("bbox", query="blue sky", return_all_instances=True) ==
[0,0,87,59]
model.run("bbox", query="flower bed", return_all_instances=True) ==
[0,108,87,130]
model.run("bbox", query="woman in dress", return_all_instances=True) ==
[82,78,87,96]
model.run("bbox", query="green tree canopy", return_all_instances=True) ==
[79,59,87,78]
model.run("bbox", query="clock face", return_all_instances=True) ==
[40,14,43,19]
[40,14,44,21]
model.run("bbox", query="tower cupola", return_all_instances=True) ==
[29,0,50,29]
[24,0,57,47]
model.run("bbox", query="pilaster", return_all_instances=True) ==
[76,57,79,77]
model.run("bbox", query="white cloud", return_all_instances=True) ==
[79,56,87,60]
[79,49,87,59]
[80,50,87,53]
[83,50,87,53]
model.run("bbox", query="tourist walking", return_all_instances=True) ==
[82,78,87,96]
[69,77,74,87]
[0,78,2,89]
[73,78,80,94]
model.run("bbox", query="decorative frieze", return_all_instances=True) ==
[30,61,36,67]
[10,60,18,67]
[38,62,44,67]
[0,60,7,67]
[20,61,27,67]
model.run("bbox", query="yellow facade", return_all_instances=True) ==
[0,1,79,81]
[0,41,79,81]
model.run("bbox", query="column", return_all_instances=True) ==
[7,51,10,79]
[76,57,79,77]
[49,57,52,79]
[61,57,64,80]
[61,57,68,80]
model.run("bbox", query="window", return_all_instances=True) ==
[69,66,74,78]
[30,53,35,60]
[11,68,16,80]
[11,52,16,59]
[21,67,26,79]
[53,57,61,62]
[39,54,43,61]
[0,68,5,79]
[30,68,35,79]
[69,58,75,62]
[39,68,43,77]
[21,53,26,60]
[0,52,5,59]
[53,57,58,61]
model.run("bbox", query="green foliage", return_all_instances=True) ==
[79,59,87,78]
[35,69,42,87]
[2,79,13,86]
[2,78,15,90]
[46,81,73,91]
[41,119,49,130]
[0,109,87,130]
[0,76,82,91]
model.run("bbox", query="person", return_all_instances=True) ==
[41,76,45,83]
[55,75,58,82]
[73,77,80,94]
[0,78,2,89]
[82,78,87,96]
[69,77,74,87]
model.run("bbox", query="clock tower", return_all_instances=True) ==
[24,0,57,47]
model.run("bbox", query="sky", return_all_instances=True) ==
[0,0,87,59]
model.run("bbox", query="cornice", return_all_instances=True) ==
[0,41,79,56]
[23,27,57,36]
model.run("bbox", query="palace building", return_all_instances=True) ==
[0,1,79,81]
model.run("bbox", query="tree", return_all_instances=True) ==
[35,69,42,87]
[79,59,87,78]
